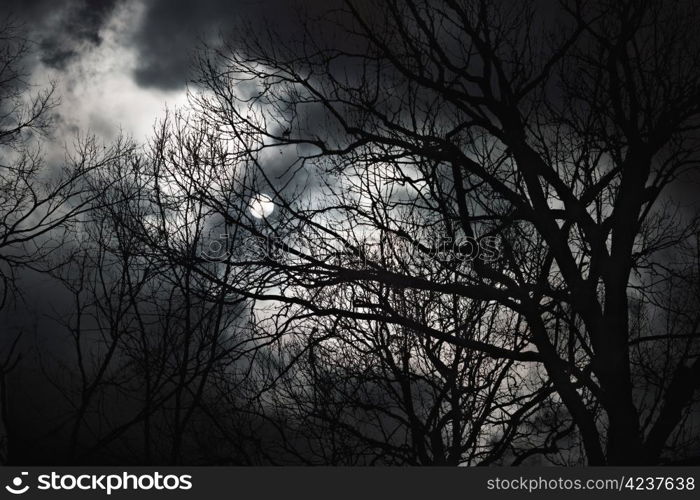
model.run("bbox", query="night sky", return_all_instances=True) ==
[3,0,334,143]
[2,0,699,468]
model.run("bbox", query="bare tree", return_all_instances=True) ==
[38,112,268,464]
[239,280,570,465]
[10,0,700,466]
[173,0,700,465]
[0,18,135,464]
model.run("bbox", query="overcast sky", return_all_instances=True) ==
[0,2,329,451]
[3,0,330,149]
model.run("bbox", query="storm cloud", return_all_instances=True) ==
[5,0,339,92]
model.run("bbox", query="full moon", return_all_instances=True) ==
[249,193,275,219]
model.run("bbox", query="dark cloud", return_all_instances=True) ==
[42,0,119,68]
[129,0,240,90]
[130,0,339,90]
[1,0,351,90]
[3,0,119,69]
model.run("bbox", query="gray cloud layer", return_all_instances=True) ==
[4,0,337,91]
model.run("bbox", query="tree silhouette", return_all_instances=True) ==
[0,18,133,463]
[173,0,700,464]
[3,0,700,466]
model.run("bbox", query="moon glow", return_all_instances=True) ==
[249,193,275,219]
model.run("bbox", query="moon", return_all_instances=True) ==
[249,193,275,219]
